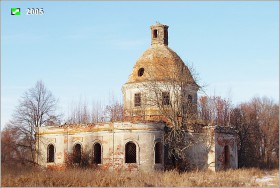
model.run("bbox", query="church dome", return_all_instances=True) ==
[125,23,198,87]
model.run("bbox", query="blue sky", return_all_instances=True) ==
[1,1,279,127]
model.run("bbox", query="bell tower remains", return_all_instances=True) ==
[150,22,169,46]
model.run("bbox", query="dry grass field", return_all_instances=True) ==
[1,164,279,187]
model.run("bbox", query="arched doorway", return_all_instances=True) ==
[155,142,163,164]
[93,143,102,164]
[224,145,230,169]
[73,144,82,163]
[47,144,55,163]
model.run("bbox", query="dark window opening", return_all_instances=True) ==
[47,144,55,163]
[125,142,136,163]
[138,68,144,77]
[134,93,141,107]
[162,92,170,105]
[155,142,163,164]
[164,29,168,38]
[93,143,102,164]
[224,145,230,168]
[73,144,82,163]
[153,29,158,38]
[188,95,193,104]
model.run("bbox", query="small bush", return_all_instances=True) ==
[65,152,93,169]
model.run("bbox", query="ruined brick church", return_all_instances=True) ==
[36,23,238,171]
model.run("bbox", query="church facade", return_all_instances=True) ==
[36,23,238,171]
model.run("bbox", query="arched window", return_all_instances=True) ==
[125,142,136,163]
[138,68,144,77]
[73,144,82,163]
[155,142,163,164]
[224,145,230,168]
[47,144,55,163]
[153,29,158,38]
[93,143,102,164]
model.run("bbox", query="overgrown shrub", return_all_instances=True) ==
[65,151,93,169]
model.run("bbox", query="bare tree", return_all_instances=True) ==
[197,95,232,126]
[91,100,105,123]
[134,60,202,170]
[66,95,123,124]
[104,94,123,122]
[9,80,60,164]
[104,102,123,122]
[230,96,279,169]
[1,124,22,164]
[67,99,91,124]
[256,97,279,168]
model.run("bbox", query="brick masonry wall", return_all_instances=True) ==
[36,122,165,172]
[215,126,238,170]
